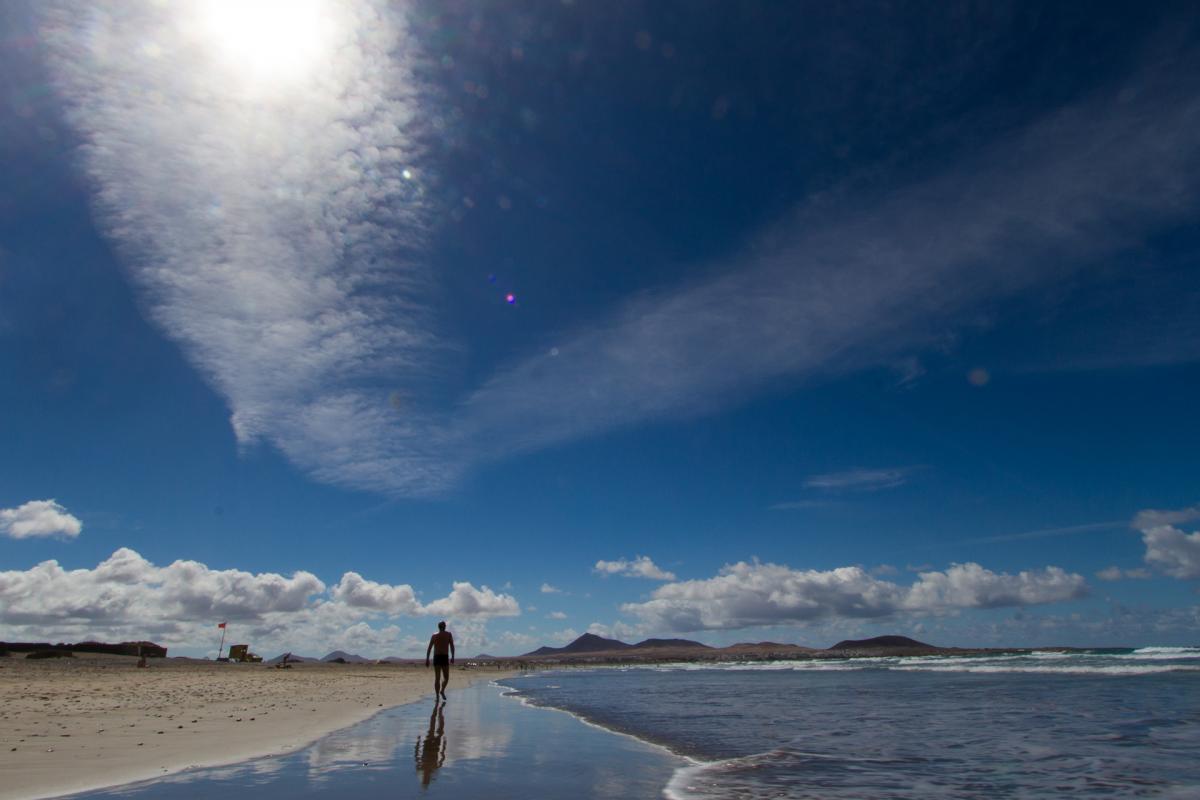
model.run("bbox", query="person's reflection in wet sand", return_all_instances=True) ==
[415,700,447,788]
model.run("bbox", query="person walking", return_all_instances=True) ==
[425,621,455,701]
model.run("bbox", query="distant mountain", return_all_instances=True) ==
[265,653,318,664]
[523,632,633,656]
[632,638,711,650]
[473,653,499,660]
[830,635,934,650]
[321,650,371,663]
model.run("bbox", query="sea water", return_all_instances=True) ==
[499,647,1200,798]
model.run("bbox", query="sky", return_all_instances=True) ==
[2,0,1199,658]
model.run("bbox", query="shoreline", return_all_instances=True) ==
[0,653,518,800]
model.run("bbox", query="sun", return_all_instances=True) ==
[193,0,334,88]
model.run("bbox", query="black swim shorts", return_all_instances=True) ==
[433,653,450,667]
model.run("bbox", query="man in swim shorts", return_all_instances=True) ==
[425,621,455,701]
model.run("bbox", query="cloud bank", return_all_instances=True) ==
[621,560,1087,632]
[0,548,519,655]
[0,499,82,539]
[594,556,676,581]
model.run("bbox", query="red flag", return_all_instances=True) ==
[218,622,227,629]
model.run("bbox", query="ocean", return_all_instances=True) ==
[500,647,1200,799]
[75,647,1200,799]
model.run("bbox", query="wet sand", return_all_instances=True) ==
[0,653,516,800]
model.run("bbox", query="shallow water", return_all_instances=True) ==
[500,647,1200,799]
[75,680,682,799]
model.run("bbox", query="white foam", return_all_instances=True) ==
[892,663,1200,675]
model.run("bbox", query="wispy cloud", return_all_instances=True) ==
[957,520,1125,546]
[539,583,562,594]
[769,500,834,511]
[804,467,920,492]
[451,51,1200,479]
[46,6,1200,496]
[0,499,82,539]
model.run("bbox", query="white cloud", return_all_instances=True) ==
[330,571,420,615]
[621,560,1087,632]
[546,611,567,620]
[594,556,676,581]
[540,583,561,594]
[421,582,520,619]
[0,499,82,539]
[804,468,917,492]
[1133,505,1200,531]
[1134,505,1200,580]
[1095,566,1152,581]
[0,548,521,656]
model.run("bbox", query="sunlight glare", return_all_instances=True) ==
[196,0,333,87]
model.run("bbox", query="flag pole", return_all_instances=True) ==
[217,623,227,660]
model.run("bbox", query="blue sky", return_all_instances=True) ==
[2,0,1199,657]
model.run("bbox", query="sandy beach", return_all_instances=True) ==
[0,653,516,800]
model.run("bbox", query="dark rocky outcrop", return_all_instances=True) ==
[632,638,711,650]
[523,633,633,656]
[830,635,934,650]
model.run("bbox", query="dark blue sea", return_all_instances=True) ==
[75,647,1200,799]
[500,648,1200,799]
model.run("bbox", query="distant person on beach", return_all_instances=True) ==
[425,621,455,700]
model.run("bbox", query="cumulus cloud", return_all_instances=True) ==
[546,611,567,620]
[330,571,420,615]
[421,581,520,619]
[0,499,82,539]
[540,583,561,594]
[621,560,1087,632]
[594,556,676,581]
[804,468,918,492]
[0,548,324,629]
[0,548,521,655]
[1134,505,1200,580]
